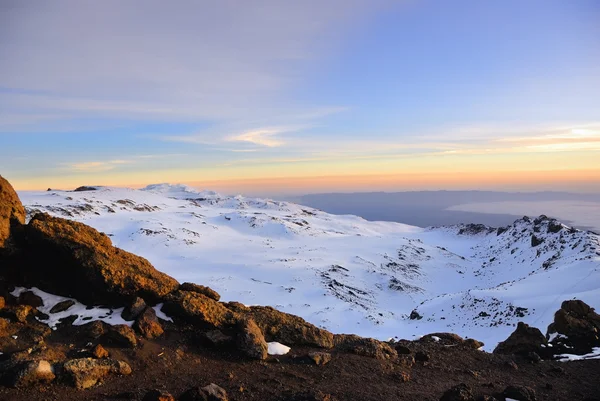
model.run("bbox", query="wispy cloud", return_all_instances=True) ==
[67,160,132,172]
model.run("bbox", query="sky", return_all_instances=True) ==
[1,0,599,196]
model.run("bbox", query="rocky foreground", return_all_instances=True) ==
[1,175,600,401]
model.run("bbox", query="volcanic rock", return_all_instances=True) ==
[0,175,26,254]
[49,299,75,314]
[334,334,397,361]
[494,322,547,355]
[62,357,132,389]
[439,383,475,401]
[133,307,164,339]
[22,213,179,305]
[162,290,236,329]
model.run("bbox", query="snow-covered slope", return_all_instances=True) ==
[19,185,600,351]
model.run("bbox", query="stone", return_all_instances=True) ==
[0,296,5,309]
[334,335,398,361]
[82,320,109,339]
[142,389,176,401]
[105,324,137,348]
[202,383,228,401]
[248,305,334,348]
[548,300,600,353]
[494,322,547,355]
[91,344,109,359]
[236,318,268,360]
[49,299,76,314]
[439,383,475,401]
[415,351,430,362]
[121,297,146,321]
[0,175,26,253]
[4,360,55,387]
[395,344,411,354]
[62,357,132,389]
[464,339,484,349]
[503,385,537,401]
[23,213,179,305]
[308,351,332,366]
[133,307,164,339]
[180,282,221,301]
[397,354,416,369]
[17,291,44,308]
[162,290,236,329]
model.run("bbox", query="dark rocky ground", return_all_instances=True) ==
[2,174,600,401]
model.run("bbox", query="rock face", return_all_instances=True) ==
[494,322,547,355]
[0,175,26,254]
[62,358,132,389]
[547,300,600,353]
[236,319,268,360]
[22,213,179,305]
[247,306,334,348]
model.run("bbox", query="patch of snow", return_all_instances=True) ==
[267,342,291,355]
[556,347,600,362]
[11,287,131,329]
[431,336,441,342]
[153,303,173,322]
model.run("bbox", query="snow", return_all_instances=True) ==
[267,342,291,355]
[11,287,131,329]
[153,303,173,322]
[18,185,600,351]
[556,347,600,362]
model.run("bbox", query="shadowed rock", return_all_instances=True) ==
[0,175,26,254]
[21,213,179,305]
[494,322,547,355]
[236,318,268,360]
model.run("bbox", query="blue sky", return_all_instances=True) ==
[1,0,599,194]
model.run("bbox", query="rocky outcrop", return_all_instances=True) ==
[21,213,179,305]
[0,175,26,254]
[246,306,334,348]
[62,358,132,389]
[547,300,600,354]
[494,322,547,356]
[439,383,475,401]
[122,297,147,321]
[0,360,55,388]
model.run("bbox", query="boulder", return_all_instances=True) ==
[503,385,536,401]
[122,297,147,321]
[49,299,75,314]
[133,307,164,339]
[0,296,5,309]
[62,357,132,389]
[202,330,234,347]
[162,290,237,329]
[22,213,179,305]
[104,324,137,348]
[236,318,268,360]
[548,300,600,353]
[439,383,475,401]
[494,322,547,355]
[0,175,26,254]
[180,282,221,301]
[247,306,334,348]
[420,332,464,345]
[334,334,397,361]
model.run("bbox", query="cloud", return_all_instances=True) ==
[0,1,382,133]
[67,160,132,172]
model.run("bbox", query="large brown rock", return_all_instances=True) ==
[0,175,26,254]
[22,213,179,305]
[547,300,600,353]
[133,307,164,339]
[162,290,237,329]
[334,334,397,361]
[236,318,268,360]
[62,357,132,389]
[493,322,547,355]
[246,306,334,348]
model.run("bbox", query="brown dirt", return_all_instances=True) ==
[1,320,599,401]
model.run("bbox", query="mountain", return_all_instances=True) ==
[19,184,600,350]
